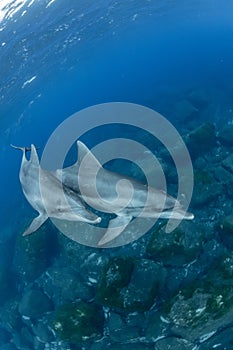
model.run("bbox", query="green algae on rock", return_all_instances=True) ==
[96,257,165,312]
[52,301,104,344]
[162,253,233,342]
[146,221,203,267]
[96,257,134,309]
[194,170,215,186]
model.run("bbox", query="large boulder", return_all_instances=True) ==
[163,252,233,343]
[218,124,233,146]
[191,170,222,207]
[187,89,209,110]
[40,266,94,304]
[32,321,54,344]
[222,154,233,174]
[18,289,53,318]
[173,99,198,122]
[186,122,216,159]
[96,257,166,312]
[107,312,141,343]
[213,165,232,183]
[52,301,104,344]
[147,221,204,267]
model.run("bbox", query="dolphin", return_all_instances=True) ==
[12,144,101,236]
[57,141,194,246]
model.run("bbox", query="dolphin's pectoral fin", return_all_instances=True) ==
[22,213,48,236]
[98,215,132,246]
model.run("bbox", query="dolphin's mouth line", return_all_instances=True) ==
[163,205,181,212]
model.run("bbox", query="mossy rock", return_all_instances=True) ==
[194,170,215,186]
[96,257,164,312]
[53,301,104,344]
[187,122,216,159]
[205,285,233,320]
[96,257,134,309]
[163,253,233,337]
[165,283,233,333]
[204,253,233,320]
[146,222,203,267]
[167,289,210,328]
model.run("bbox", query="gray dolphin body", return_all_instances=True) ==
[58,141,194,246]
[14,145,101,236]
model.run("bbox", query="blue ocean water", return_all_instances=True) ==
[1,0,232,225]
[1,1,233,349]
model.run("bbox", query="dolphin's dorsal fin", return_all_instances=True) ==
[30,144,39,166]
[77,141,102,170]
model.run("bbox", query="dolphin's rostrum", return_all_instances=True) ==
[13,142,194,246]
